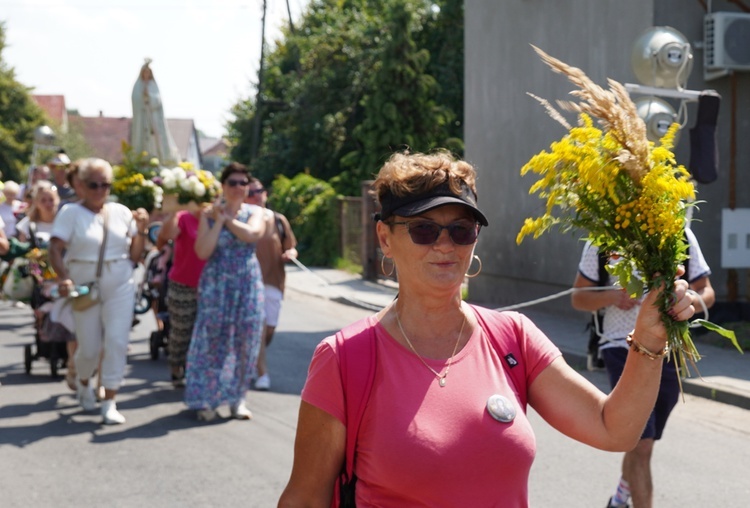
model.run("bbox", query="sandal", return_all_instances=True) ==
[171,374,186,388]
[197,408,217,422]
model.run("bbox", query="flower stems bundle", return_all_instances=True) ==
[516,47,740,379]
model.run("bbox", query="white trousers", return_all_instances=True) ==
[69,259,135,390]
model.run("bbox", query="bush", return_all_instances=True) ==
[267,173,340,267]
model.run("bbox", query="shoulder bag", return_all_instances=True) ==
[71,206,109,312]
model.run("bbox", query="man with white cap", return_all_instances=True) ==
[48,150,76,205]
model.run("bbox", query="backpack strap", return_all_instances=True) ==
[28,221,38,249]
[335,316,378,499]
[471,305,529,408]
[682,230,691,282]
[274,212,287,243]
[596,250,609,287]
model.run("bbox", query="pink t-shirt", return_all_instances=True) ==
[302,309,561,507]
[168,211,206,288]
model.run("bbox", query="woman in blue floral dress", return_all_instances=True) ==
[185,162,266,421]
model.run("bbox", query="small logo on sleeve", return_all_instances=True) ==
[504,354,519,368]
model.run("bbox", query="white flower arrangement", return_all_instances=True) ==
[152,164,220,208]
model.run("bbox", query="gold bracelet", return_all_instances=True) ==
[626,333,669,360]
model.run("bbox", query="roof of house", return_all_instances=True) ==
[31,95,67,124]
[70,115,131,164]
[71,115,203,165]
[199,136,230,157]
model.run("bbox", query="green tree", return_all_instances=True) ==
[229,0,464,196]
[267,172,340,266]
[343,1,453,188]
[0,21,46,183]
[418,0,464,151]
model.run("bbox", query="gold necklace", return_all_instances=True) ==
[395,307,466,387]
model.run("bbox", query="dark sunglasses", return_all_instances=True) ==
[226,179,250,188]
[86,181,112,191]
[247,188,266,196]
[392,220,480,245]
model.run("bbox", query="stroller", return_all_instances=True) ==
[141,234,172,360]
[5,224,72,378]
[25,269,71,378]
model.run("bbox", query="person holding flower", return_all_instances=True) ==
[571,229,714,508]
[49,157,150,425]
[156,208,206,387]
[278,150,698,507]
[184,162,266,422]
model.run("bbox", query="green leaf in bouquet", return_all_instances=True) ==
[692,319,743,353]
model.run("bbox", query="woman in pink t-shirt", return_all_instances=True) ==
[278,151,698,507]
[157,210,207,387]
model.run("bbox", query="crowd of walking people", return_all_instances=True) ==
[1,153,297,426]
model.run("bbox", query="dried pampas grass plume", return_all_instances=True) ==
[530,45,651,183]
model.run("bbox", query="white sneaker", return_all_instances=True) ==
[76,379,97,411]
[255,374,271,391]
[230,401,253,420]
[101,399,126,425]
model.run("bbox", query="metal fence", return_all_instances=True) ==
[339,196,363,268]
[337,181,395,284]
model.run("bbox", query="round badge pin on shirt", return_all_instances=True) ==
[486,394,516,423]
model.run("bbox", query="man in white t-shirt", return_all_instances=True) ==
[571,228,714,508]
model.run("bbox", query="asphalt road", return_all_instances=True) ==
[1,290,749,507]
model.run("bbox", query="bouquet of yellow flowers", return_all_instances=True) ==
[112,143,162,211]
[516,46,739,379]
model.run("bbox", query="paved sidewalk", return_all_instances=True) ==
[285,265,750,410]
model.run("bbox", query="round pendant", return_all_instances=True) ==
[439,377,446,387]
[486,394,516,423]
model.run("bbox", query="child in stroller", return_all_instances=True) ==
[142,224,172,360]
[25,251,73,379]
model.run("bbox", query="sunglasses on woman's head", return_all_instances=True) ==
[391,220,480,245]
[226,179,250,188]
[86,181,112,190]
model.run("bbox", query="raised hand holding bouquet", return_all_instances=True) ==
[516,46,740,381]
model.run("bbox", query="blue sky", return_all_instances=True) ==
[3,0,307,138]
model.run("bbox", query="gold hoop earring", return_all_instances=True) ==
[465,255,482,278]
[381,256,395,277]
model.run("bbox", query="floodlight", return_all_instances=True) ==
[34,125,56,145]
[631,26,693,88]
[633,96,679,143]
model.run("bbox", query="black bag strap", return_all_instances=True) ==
[28,221,38,249]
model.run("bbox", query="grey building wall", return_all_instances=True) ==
[465,0,749,313]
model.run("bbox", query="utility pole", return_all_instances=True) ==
[286,0,295,34]
[250,0,267,162]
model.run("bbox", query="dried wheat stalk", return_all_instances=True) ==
[531,45,651,183]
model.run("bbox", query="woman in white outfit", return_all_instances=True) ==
[49,158,149,425]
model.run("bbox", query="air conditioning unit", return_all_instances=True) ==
[704,12,750,71]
